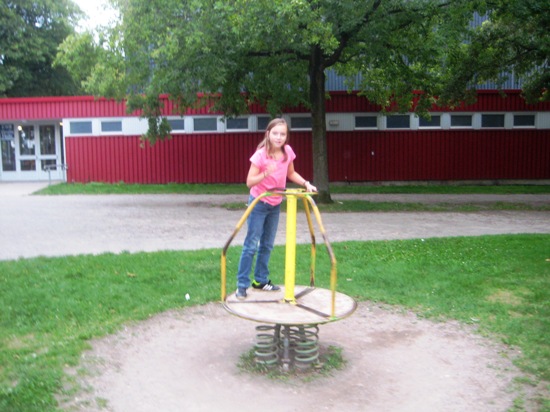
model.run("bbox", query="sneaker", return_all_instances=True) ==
[252,280,280,291]
[236,287,247,300]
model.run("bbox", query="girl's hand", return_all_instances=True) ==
[264,161,277,177]
[305,181,317,192]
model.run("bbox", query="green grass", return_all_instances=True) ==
[37,182,250,195]
[1,235,549,411]
[38,182,550,213]
[36,182,550,196]
[330,183,550,194]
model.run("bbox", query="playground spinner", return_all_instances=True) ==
[221,188,357,370]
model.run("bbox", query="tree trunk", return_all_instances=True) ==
[309,47,332,203]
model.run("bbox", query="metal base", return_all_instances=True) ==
[223,285,357,325]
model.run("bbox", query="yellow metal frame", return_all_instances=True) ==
[221,188,338,318]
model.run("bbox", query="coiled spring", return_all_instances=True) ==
[254,325,279,366]
[254,324,319,369]
[291,325,320,369]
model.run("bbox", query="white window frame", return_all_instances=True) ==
[68,119,94,135]
[167,117,186,133]
[354,114,378,130]
[450,113,474,129]
[191,116,220,133]
[289,115,312,131]
[417,113,442,129]
[100,119,123,135]
[480,113,506,129]
[385,114,411,130]
[512,113,536,129]
[256,115,271,132]
[224,117,250,132]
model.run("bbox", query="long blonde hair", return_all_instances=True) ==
[257,118,289,161]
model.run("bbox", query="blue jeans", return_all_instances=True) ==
[236,195,280,289]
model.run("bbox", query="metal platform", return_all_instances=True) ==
[223,285,357,325]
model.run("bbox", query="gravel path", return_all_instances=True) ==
[1,183,549,261]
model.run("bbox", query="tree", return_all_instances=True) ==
[57,0,490,202]
[440,0,549,105]
[0,0,82,97]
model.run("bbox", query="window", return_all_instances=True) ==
[355,116,377,129]
[19,125,35,155]
[20,160,35,171]
[0,124,15,140]
[1,124,16,171]
[226,118,248,130]
[193,117,217,132]
[450,115,472,127]
[513,114,535,127]
[42,159,57,170]
[168,119,185,131]
[481,114,505,128]
[39,125,56,155]
[257,116,271,131]
[419,115,441,128]
[290,116,312,129]
[386,115,410,129]
[101,120,122,133]
[69,121,92,134]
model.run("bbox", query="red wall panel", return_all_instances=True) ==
[65,130,550,184]
[66,134,265,184]
[326,130,550,182]
[3,91,550,121]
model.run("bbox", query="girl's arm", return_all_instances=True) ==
[287,161,317,192]
[246,163,274,188]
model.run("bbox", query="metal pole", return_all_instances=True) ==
[284,192,298,303]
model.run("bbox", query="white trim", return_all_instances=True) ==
[512,113,536,129]
[480,113,506,129]
[166,117,186,133]
[223,116,250,132]
[58,112,550,136]
[66,119,94,135]
[385,114,411,130]
[416,113,443,130]
[536,112,550,129]
[190,116,222,133]
[450,113,474,129]
[353,113,378,130]
[100,119,124,135]
[289,114,312,130]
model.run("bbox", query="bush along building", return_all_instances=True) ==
[0,89,549,184]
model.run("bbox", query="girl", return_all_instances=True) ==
[236,118,317,299]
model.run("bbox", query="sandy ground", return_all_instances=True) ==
[64,304,525,412]
[2,182,549,411]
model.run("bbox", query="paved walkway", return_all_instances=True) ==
[1,182,549,260]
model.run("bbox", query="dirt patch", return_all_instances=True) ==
[61,302,533,412]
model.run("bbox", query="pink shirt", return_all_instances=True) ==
[249,145,296,206]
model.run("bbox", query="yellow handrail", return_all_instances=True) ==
[302,195,337,318]
[221,191,276,301]
[221,189,337,318]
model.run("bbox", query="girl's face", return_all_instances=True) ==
[268,123,287,150]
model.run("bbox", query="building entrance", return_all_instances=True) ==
[0,122,65,182]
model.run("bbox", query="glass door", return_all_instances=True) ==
[0,123,64,181]
[1,124,16,176]
[18,125,37,178]
[38,124,63,180]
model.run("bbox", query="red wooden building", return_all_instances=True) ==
[1,90,549,184]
